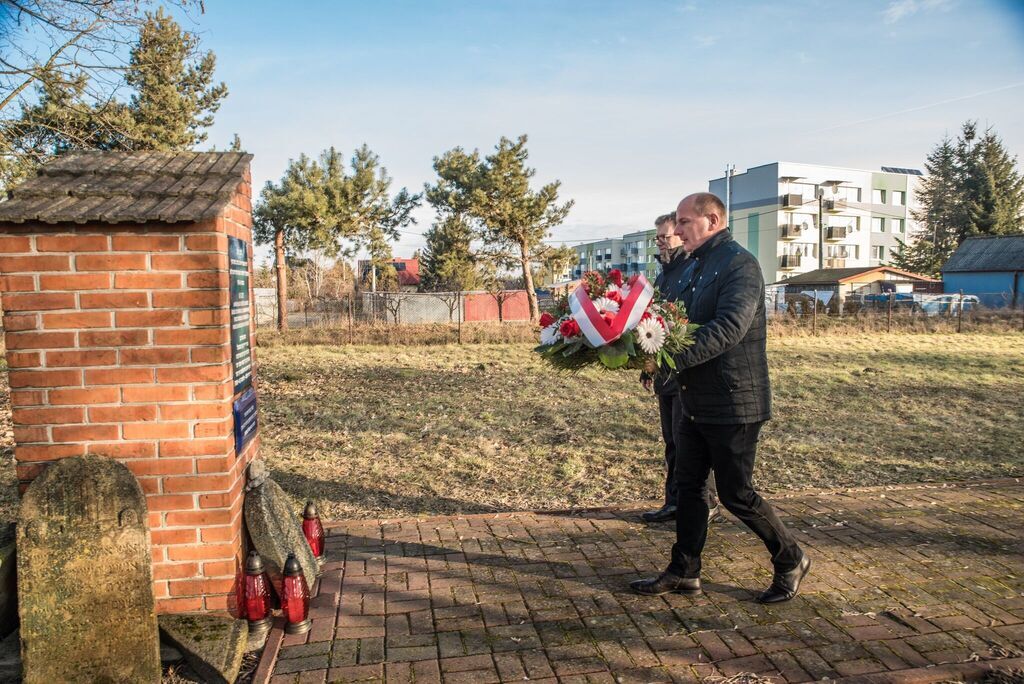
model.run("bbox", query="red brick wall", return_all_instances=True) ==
[463,291,531,321]
[0,172,258,615]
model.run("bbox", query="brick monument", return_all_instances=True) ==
[0,151,260,614]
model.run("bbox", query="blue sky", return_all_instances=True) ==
[187,0,1024,260]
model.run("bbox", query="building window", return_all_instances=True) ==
[872,217,885,232]
[872,189,886,204]
[873,245,885,260]
[892,191,906,205]
[838,186,861,202]
[892,218,904,232]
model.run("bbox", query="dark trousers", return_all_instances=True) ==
[658,393,718,508]
[669,419,802,578]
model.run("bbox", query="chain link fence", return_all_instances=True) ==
[764,286,1024,334]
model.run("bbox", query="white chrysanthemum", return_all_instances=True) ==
[540,325,560,346]
[618,285,631,300]
[636,317,666,354]
[593,297,619,314]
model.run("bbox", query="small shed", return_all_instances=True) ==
[941,235,1024,308]
[767,266,939,313]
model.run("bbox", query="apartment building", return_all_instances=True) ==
[571,230,661,280]
[708,162,923,284]
[571,237,624,279]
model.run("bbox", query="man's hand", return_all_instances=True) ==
[640,371,653,392]
[643,357,658,375]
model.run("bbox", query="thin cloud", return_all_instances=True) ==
[807,81,1024,134]
[883,0,953,24]
[696,34,718,47]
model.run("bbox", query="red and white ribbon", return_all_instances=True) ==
[568,275,654,347]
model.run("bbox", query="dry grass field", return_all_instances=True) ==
[1,332,1022,522]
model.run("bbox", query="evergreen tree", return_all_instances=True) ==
[126,9,227,150]
[892,137,960,277]
[895,121,1023,277]
[337,145,422,289]
[420,216,480,291]
[426,135,573,321]
[253,150,349,329]
[2,5,226,189]
[973,128,1024,235]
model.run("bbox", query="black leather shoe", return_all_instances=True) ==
[707,505,723,524]
[641,504,676,523]
[757,554,811,604]
[630,571,702,596]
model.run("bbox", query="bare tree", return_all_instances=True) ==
[1,0,204,185]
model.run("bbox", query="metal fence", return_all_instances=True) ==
[764,287,1024,333]
[255,290,533,329]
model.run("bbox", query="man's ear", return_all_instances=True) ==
[706,212,721,231]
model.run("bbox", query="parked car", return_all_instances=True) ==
[916,294,980,315]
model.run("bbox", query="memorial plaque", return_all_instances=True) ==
[229,236,253,394]
[17,456,160,683]
[233,387,258,454]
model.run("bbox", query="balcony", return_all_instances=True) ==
[781,193,803,210]
[825,258,846,268]
[823,198,845,213]
[825,226,848,241]
[779,254,802,269]
[779,224,803,240]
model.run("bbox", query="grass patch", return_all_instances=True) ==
[251,332,1024,519]
[0,332,1021,522]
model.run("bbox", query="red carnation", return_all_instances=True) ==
[539,312,555,328]
[559,319,581,338]
[608,269,624,287]
[606,289,623,304]
[602,311,615,326]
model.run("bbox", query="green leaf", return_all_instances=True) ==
[661,351,677,370]
[562,341,584,356]
[597,340,630,369]
[621,334,636,357]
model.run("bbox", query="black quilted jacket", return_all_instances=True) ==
[670,230,771,424]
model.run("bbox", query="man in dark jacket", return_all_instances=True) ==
[631,192,810,604]
[641,213,720,524]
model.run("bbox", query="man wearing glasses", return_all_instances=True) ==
[640,212,720,524]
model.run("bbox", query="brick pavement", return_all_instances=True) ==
[266,480,1024,683]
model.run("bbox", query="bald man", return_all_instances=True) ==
[631,192,810,604]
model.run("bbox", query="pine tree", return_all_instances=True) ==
[974,129,1024,234]
[126,9,228,150]
[426,135,573,321]
[420,216,480,291]
[892,137,960,277]
[894,121,1023,277]
[338,145,421,289]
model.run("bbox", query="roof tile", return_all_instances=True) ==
[0,151,252,224]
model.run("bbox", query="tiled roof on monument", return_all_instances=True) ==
[0,151,252,224]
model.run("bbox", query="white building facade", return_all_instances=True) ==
[708,162,923,284]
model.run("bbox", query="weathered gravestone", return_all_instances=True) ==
[17,456,160,684]
[244,460,318,591]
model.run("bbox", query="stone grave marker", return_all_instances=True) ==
[17,456,160,683]
[244,462,318,591]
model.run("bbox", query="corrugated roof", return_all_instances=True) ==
[0,151,252,225]
[771,265,937,286]
[942,235,1024,273]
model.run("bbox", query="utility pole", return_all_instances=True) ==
[724,164,735,230]
[817,188,825,270]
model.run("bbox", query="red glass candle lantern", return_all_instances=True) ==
[243,550,273,639]
[280,552,311,635]
[302,500,325,563]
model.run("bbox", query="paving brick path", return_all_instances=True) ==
[266,480,1024,683]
